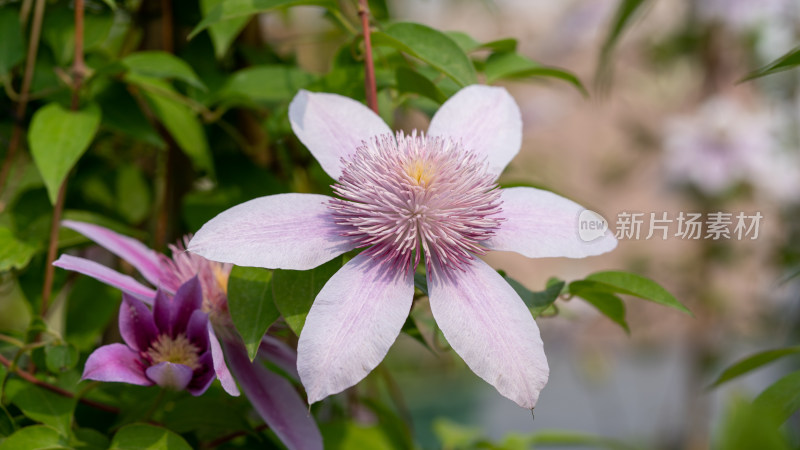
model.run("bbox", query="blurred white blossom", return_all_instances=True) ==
[663,96,800,202]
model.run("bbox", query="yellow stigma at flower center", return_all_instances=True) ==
[405,158,436,186]
[211,263,229,295]
[147,333,201,370]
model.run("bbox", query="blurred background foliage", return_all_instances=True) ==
[0,0,799,448]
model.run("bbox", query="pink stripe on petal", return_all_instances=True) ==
[62,220,163,287]
[53,255,156,303]
[429,258,549,409]
[225,340,323,450]
[486,187,618,259]
[208,325,240,396]
[427,85,522,177]
[82,344,151,386]
[188,193,357,270]
[297,253,414,404]
[289,90,392,180]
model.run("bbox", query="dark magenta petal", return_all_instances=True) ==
[145,362,194,391]
[82,344,151,386]
[171,276,203,335]
[224,340,323,450]
[153,289,172,336]
[259,335,298,381]
[119,294,158,352]
[186,310,210,350]
[186,351,216,396]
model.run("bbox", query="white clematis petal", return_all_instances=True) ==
[297,253,414,404]
[427,85,522,177]
[188,193,357,270]
[428,258,549,409]
[289,90,392,179]
[486,187,617,258]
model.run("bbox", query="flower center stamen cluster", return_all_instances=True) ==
[330,131,503,278]
[146,333,201,370]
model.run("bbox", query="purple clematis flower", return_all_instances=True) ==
[83,277,216,394]
[188,85,617,409]
[54,221,322,450]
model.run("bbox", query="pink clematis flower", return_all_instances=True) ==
[54,221,321,450]
[188,85,617,409]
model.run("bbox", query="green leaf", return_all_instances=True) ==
[123,51,206,90]
[217,65,315,105]
[596,0,650,90]
[432,418,484,449]
[273,257,341,336]
[0,227,38,271]
[97,81,165,149]
[0,425,69,450]
[582,271,690,314]
[401,315,431,351]
[0,275,31,333]
[70,428,111,450]
[65,277,121,350]
[200,0,250,59]
[29,103,101,204]
[413,273,428,296]
[753,370,800,423]
[711,346,800,388]
[321,421,399,450]
[716,398,791,450]
[484,52,587,96]
[741,47,800,82]
[189,0,335,40]
[42,9,113,66]
[524,430,632,449]
[372,22,477,87]
[0,8,25,81]
[44,342,78,373]
[504,276,564,318]
[0,403,16,437]
[110,423,192,450]
[162,394,248,437]
[445,31,479,53]
[395,67,447,104]
[115,166,151,224]
[573,290,629,333]
[227,266,279,360]
[480,38,517,53]
[5,379,76,436]
[138,84,214,176]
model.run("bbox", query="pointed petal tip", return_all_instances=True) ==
[429,259,549,410]
[82,344,152,386]
[296,253,414,405]
[487,187,620,260]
